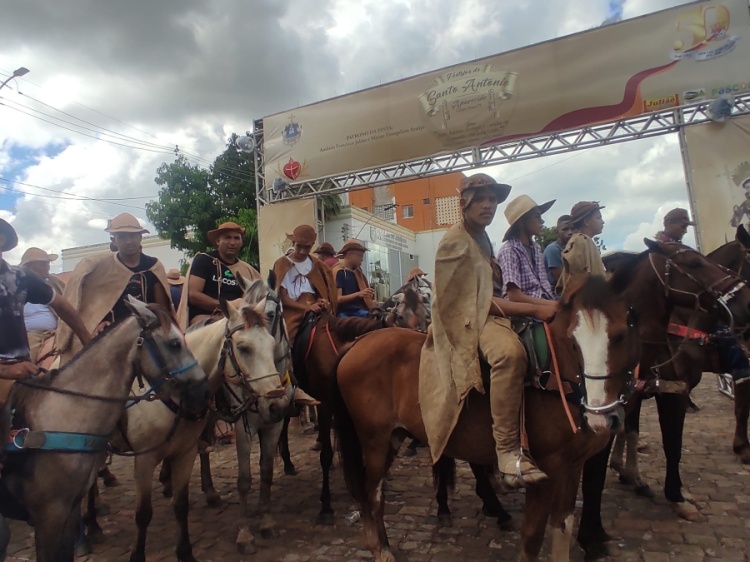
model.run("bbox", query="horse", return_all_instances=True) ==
[193,274,294,554]
[331,275,640,562]
[0,298,210,562]
[577,240,750,559]
[88,281,286,562]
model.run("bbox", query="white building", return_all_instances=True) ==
[61,234,185,272]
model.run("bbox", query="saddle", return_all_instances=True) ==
[291,311,319,392]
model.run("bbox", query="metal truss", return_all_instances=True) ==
[255,93,750,205]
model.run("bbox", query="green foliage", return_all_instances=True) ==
[593,236,607,252]
[147,134,259,265]
[536,225,558,250]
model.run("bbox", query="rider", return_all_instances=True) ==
[497,194,558,304]
[406,267,432,288]
[19,247,66,362]
[420,173,555,488]
[313,242,339,268]
[543,214,574,287]
[332,240,376,318]
[177,221,260,329]
[56,213,172,365]
[166,268,186,309]
[558,201,607,293]
[656,208,695,244]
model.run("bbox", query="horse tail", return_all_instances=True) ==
[432,455,456,492]
[331,351,367,504]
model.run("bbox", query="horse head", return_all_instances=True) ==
[241,274,291,377]
[124,296,211,417]
[385,279,429,331]
[219,295,289,424]
[643,238,750,330]
[555,276,640,435]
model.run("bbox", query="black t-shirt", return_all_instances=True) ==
[108,254,160,324]
[188,251,244,319]
[336,268,366,313]
[0,260,55,361]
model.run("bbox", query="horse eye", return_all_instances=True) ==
[237,344,251,354]
[611,332,625,346]
[169,340,182,349]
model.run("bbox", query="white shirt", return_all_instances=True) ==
[24,302,58,333]
[281,256,316,301]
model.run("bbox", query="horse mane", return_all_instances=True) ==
[325,315,382,342]
[562,275,617,314]
[147,303,175,334]
[607,250,650,294]
[241,306,267,330]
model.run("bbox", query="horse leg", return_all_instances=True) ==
[519,478,553,562]
[159,458,173,497]
[655,392,703,521]
[577,437,614,561]
[361,440,396,562]
[548,470,583,562]
[469,462,513,530]
[234,420,258,555]
[170,449,199,562]
[257,423,283,539]
[98,464,120,488]
[279,415,297,475]
[0,515,10,562]
[34,502,77,562]
[84,484,105,544]
[433,456,455,527]
[608,431,625,475]
[619,399,653,497]
[129,455,158,562]
[199,451,221,508]
[733,381,750,464]
[317,405,335,525]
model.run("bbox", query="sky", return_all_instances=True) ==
[0,0,697,270]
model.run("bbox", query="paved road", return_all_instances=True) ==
[6,381,750,561]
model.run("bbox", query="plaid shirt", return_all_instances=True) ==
[496,237,555,300]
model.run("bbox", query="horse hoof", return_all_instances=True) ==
[496,513,514,532]
[403,448,417,457]
[284,464,298,476]
[672,501,704,522]
[437,513,453,527]
[206,492,222,509]
[735,446,750,464]
[260,527,279,539]
[582,542,609,561]
[101,473,120,488]
[616,473,633,486]
[95,502,111,517]
[237,542,257,555]
[316,512,335,526]
[88,528,106,545]
[74,539,92,558]
[178,555,198,562]
[634,484,655,498]
[162,486,173,498]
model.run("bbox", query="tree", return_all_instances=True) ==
[536,225,558,250]
[147,135,260,265]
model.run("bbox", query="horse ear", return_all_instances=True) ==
[236,274,249,293]
[737,224,750,249]
[219,298,232,320]
[243,279,267,306]
[125,296,157,326]
[267,269,277,291]
[558,274,588,308]
[643,238,662,253]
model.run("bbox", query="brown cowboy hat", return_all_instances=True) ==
[570,201,606,227]
[664,207,696,226]
[459,173,512,205]
[166,268,186,286]
[105,213,150,234]
[336,239,368,257]
[0,218,19,252]
[502,195,555,241]
[313,242,336,256]
[286,224,317,246]
[407,267,427,282]
[208,221,246,245]
[20,247,58,266]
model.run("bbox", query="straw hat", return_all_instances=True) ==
[459,173,512,205]
[313,242,336,256]
[664,208,695,226]
[336,239,368,257]
[0,218,18,252]
[105,213,150,234]
[20,247,58,266]
[166,268,186,286]
[502,195,555,241]
[207,221,246,245]
[570,202,606,227]
[285,225,317,246]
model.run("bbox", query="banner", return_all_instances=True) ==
[257,199,317,275]
[264,0,750,190]
[683,114,750,252]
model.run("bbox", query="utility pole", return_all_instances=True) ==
[0,67,30,92]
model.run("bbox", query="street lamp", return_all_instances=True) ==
[0,67,30,92]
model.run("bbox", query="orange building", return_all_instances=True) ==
[348,172,464,233]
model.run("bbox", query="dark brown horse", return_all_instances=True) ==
[332,276,640,562]
[578,240,750,559]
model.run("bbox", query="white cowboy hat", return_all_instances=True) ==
[503,195,555,241]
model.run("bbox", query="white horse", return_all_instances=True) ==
[87,281,286,562]
[197,273,294,554]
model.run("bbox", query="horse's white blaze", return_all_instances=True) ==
[572,310,609,419]
[550,513,575,562]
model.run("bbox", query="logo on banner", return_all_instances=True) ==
[643,94,680,112]
[278,157,306,181]
[683,88,706,102]
[730,161,750,228]
[670,4,739,61]
[282,114,303,146]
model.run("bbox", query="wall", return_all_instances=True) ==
[413,229,448,280]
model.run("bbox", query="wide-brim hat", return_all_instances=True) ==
[0,218,18,252]
[570,201,606,226]
[407,267,427,282]
[20,247,58,266]
[313,242,336,256]
[208,221,246,245]
[664,207,695,226]
[105,213,150,234]
[166,268,185,286]
[503,195,555,241]
[459,173,512,205]
[285,224,317,246]
[336,239,368,257]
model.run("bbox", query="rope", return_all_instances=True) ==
[543,322,578,434]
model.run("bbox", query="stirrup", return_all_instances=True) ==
[293,387,321,407]
[499,454,548,488]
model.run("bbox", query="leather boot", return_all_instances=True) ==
[490,369,547,488]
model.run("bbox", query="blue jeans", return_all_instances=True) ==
[337,309,370,318]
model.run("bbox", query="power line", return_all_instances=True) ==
[0,185,120,219]
[0,177,148,211]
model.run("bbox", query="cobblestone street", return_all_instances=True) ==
[6,381,750,561]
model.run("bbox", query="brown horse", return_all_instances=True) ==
[332,276,640,562]
[578,240,750,559]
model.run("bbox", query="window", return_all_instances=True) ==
[423,198,430,204]
[402,205,414,219]
[374,204,395,221]
[436,195,461,225]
